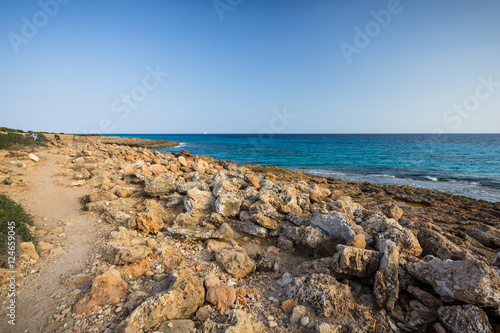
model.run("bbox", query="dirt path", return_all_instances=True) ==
[0,151,99,332]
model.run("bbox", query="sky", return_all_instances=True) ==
[0,0,499,134]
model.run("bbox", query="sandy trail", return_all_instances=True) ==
[0,151,98,332]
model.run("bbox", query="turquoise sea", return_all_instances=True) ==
[111,134,500,203]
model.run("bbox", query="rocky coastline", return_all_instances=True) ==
[1,135,500,333]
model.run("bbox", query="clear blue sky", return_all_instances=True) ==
[1,0,499,134]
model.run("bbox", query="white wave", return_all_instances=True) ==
[424,176,439,182]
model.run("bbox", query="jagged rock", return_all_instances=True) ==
[406,259,500,306]
[115,186,136,198]
[290,305,308,323]
[331,245,380,277]
[334,196,366,219]
[224,310,265,333]
[374,240,399,311]
[83,189,118,202]
[28,153,39,162]
[73,269,127,314]
[177,181,210,195]
[382,202,403,221]
[256,246,280,272]
[282,225,329,249]
[122,268,204,331]
[62,273,93,288]
[347,234,366,249]
[249,200,280,219]
[309,212,363,244]
[184,188,215,215]
[407,285,443,308]
[206,285,236,311]
[3,176,26,185]
[215,248,256,279]
[118,258,151,279]
[20,242,39,260]
[288,274,355,318]
[232,221,268,238]
[466,229,500,250]
[418,229,470,260]
[215,191,242,217]
[376,227,422,257]
[157,319,195,333]
[86,197,136,214]
[404,300,438,331]
[438,305,492,333]
[104,244,150,265]
[144,173,183,196]
[253,213,279,230]
[157,244,183,272]
[136,199,167,234]
[296,258,334,276]
[164,224,231,240]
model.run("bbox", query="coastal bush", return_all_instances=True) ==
[0,132,46,150]
[0,194,35,267]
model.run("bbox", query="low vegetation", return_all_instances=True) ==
[0,132,48,150]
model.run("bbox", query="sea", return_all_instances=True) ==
[110,134,500,203]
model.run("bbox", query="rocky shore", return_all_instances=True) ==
[1,135,500,333]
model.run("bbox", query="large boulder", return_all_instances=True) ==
[73,269,127,314]
[406,259,500,307]
[281,225,329,249]
[184,188,215,215]
[331,245,380,277]
[376,227,422,257]
[309,212,363,244]
[122,268,205,331]
[215,248,256,279]
[438,305,492,333]
[288,274,355,318]
[145,173,183,196]
[215,191,242,217]
[417,229,469,260]
[104,244,150,265]
[374,240,399,311]
[466,229,500,250]
[206,285,236,311]
[136,199,167,234]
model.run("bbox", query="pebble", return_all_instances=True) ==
[300,316,309,327]
[268,320,278,328]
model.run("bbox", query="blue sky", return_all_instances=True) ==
[1,0,499,134]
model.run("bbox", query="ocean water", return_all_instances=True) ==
[111,134,500,203]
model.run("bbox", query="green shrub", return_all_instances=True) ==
[0,194,35,245]
[0,132,45,150]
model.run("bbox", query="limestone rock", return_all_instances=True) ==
[216,248,256,279]
[374,240,399,311]
[144,173,183,196]
[406,259,500,307]
[438,305,492,333]
[225,310,265,333]
[20,242,39,260]
[288,274,355,318]
[418,229,469,260]
[136,199,167,234]
[157,319,195,333]
[466,228,500,250]
[332,245,380,277]
[118,258,151,279]
[309,212,363,244]
[28,153,39,162]
[63,273,93,288]
[281,225,329,249]
[73,269,127,314]
[215,191,242,217]
[376,227,422,257]
[407,285,443,308]
[347,234,366,249]
[83,189,118,203]
[253,213,279,230]
[184,188,215,215]
[382,203,403,221]
[104,244,150,265]
[123,268,205,331]
[206,285,236,311]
